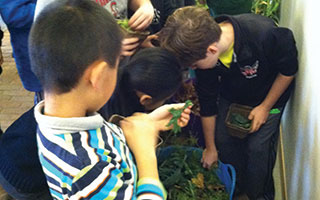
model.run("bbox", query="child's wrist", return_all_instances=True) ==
[135,152,159,179]
[135,149,157,163]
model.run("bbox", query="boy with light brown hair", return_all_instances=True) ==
[159,6,298,199]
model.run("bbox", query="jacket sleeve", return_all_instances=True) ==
[195,68,220,116]
[263,27,299,76]
[0,0,36,29]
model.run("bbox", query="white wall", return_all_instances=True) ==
[280,0,320,199]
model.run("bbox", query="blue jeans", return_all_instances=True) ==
[215,98,283,200]
[0,172,52,200]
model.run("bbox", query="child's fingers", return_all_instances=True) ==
[177,118,188,127]
[130,15,151,31]
[248,113,254,120]
[180,112,190,121]
[121,49,137,57]
[122,42,140,50]
[178,113,190,127]
[183,107,192,115]
[122,37,139,45]
[250,120,261,133]
[121,39,140,57]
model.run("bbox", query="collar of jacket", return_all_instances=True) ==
[215,15,253,64]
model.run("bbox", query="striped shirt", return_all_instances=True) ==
[34,101,166,200]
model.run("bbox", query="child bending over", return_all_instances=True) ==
[99,47,182,120]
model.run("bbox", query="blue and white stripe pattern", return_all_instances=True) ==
[34,101,166,200]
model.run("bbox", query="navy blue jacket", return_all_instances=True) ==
[0,0,42,92]
[195,14,298,116]
[0,107,49,193]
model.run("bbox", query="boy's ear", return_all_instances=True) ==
[139,94,153,106]
[207,42,218,55]
[84,60,108,89]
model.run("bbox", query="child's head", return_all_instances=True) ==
[159,6,222,69]
[29,0,123,97]
[121,47,182,111]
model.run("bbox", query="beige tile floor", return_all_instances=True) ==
[0,30,34,132]
[0,30,33,199]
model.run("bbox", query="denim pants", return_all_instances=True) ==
[0,171,52,200]
[215,98,283,200]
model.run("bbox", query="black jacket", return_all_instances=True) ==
[98,63,144,120]
[195,14,298,116]
[0,107,49,193]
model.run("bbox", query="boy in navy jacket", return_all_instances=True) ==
[159,6,298,199]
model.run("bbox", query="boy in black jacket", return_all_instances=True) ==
[159,6,298,200]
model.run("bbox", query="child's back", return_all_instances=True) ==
[34,105,139,199]
[29,0,177,199]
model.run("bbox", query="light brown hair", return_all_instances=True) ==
[159,6,221,68]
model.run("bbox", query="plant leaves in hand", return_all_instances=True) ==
[166,100,193,134]
[117,18,132,32]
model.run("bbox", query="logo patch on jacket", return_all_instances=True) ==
[240,60,259,79]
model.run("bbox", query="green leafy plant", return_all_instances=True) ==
[116,18,150,42]
[251,0,281,24]
[167,100,193,134]
[117,18,132,32]
[158,147,229,200]
[230,113,251,129]
[195,0,209,10]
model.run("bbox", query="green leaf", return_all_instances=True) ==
[166,100,193,134]
[230,113,251,129]
[117,18,132,32]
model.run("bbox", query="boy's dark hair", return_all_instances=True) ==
[158,6,222,68]
[29,0,123,94]
[122,47,182,102]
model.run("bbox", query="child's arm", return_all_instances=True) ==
[0,0,36,29]
[248,73,294,132]
[120,0,154,57]
[120,113,165,199]
[120,103,191,198]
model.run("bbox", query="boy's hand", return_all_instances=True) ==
[248,105,269,133]
[120,113,158,155]
[148,103,192,132]
[128,1,154,31]
[201,147,218,169]
[140,34,159,48]
[121,37,140,57]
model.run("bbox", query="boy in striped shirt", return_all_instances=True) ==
[29,0,191,199]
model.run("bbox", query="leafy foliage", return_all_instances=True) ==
[251,0,281,24]
[230,113,251,129]
[117,18,132,32]
[167,100,193,134]
[195,0,209,10]
[158,147,229,200]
